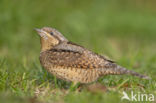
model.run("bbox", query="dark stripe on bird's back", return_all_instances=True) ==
[49,49,81,54]
[67,41,85,48]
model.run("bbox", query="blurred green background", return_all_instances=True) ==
[0,0,156,103]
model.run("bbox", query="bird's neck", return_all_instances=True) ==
[40,38,55,52]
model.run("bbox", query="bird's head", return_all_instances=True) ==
[35,27,68,51]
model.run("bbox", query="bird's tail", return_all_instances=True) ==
[116,65,150,79]
[100,64,150,80]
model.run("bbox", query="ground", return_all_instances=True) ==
[0,0,156,103]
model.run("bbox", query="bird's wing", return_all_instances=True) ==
[44,42,115,69]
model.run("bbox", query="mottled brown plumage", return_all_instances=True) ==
[35,27,150,84]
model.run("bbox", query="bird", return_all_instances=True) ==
[35,27,150,84]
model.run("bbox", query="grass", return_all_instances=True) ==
[0,0,156,103]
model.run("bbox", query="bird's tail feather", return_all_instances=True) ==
[100,64,150,80]
[118,65,150,79]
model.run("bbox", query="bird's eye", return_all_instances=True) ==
[50,32,54,35]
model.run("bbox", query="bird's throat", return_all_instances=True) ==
[40,38,54,52]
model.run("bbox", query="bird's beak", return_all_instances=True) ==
[35,28,48,40]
